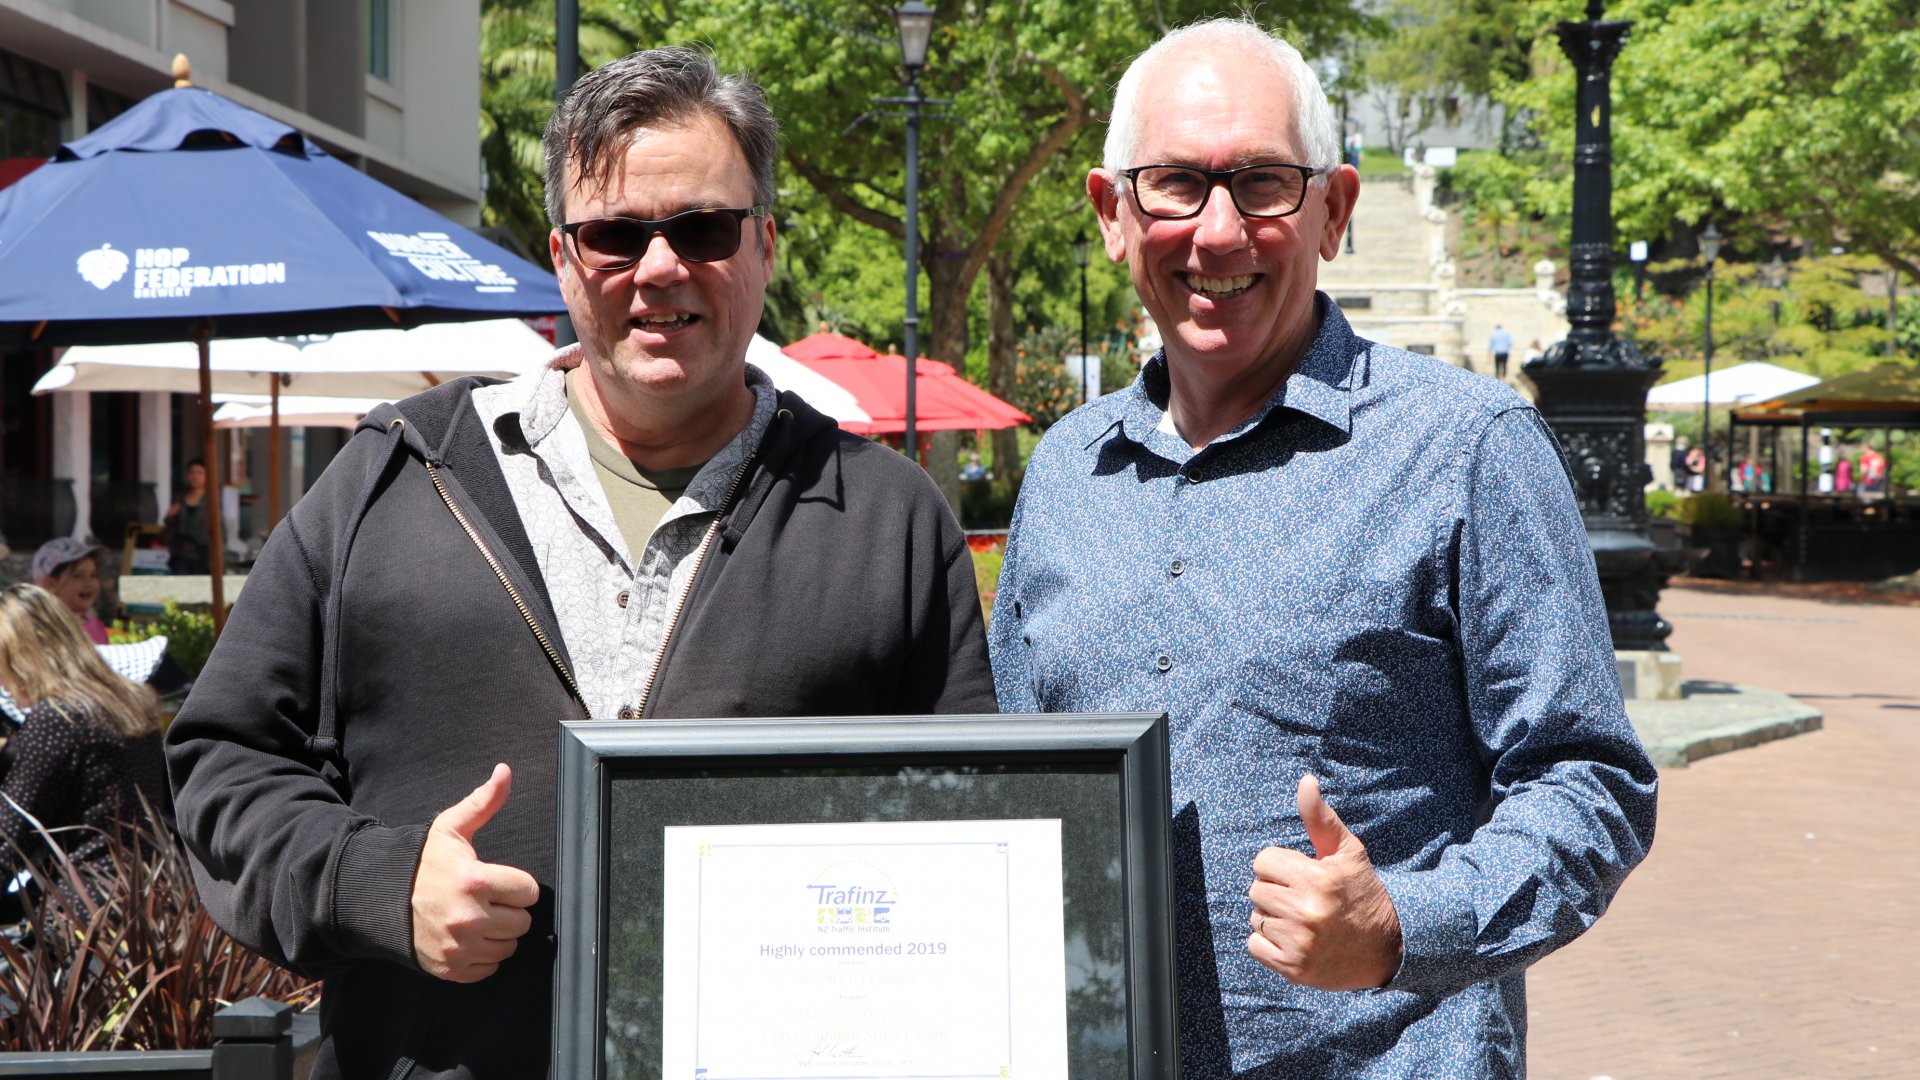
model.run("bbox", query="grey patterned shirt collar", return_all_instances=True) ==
[1118,293,1360,462]
[493,343,778,530]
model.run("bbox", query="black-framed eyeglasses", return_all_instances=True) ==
[1118,163,1329,220]
[559,206,767,270]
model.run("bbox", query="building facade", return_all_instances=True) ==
[1,0,482,553]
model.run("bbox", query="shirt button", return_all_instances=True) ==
[1186,469,1202,483]
[1155,654,1172,672]
[1169,559,1185,577]
[617,706,639,719]
[616,590,630,608]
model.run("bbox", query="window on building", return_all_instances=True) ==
[368,0,393,82]
[86,83,138,132]
[0,47,68,160]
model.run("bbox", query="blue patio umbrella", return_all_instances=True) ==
[0,84,565,628]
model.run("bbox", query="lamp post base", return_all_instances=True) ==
[1525,354,1679,652]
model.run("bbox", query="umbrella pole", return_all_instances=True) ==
[197,323,227,638]
[269,377,283,531]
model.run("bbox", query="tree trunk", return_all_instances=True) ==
[926,232,971,368]
[987,248,1022,485]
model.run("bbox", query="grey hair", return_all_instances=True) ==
[543,46,778,226]
[1102,18,1339,181]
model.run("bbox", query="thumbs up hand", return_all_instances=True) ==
[1246,773,1404,991]
[411,764,540,983]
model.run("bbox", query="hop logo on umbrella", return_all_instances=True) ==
[77,243,129,290]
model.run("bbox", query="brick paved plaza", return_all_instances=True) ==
[1528,584,1920,1078]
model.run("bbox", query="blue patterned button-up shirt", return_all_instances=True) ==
[989,297,1657,1078]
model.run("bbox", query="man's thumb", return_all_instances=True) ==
[1297,773,1355,859]
[438,763,513,841]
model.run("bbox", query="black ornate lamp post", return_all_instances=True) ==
[893,1,934,462]
[1700,221,1721,490]
[1072,229,1092,404]
[1523,0,1678,651]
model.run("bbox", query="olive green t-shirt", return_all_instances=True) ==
[566,368,706,559]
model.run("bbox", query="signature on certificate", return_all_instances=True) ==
[799,1035,868,1067]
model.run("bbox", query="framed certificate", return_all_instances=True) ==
[554,713,1175,1080]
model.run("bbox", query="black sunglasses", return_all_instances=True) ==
[1119,162,1329,220]
[559,206,767,270]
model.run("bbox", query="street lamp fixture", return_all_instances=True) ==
[893,2,934,72]
[891,2,935,461]
[1701,221,1721,491]
[1072,229,1092,404]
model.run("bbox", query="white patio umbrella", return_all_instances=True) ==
[1647,361,1820,407]
[745,334,872,430]
[213,394,381,430]
[203,334,872,431]
[36,318,552,522]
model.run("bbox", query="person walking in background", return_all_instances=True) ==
[1685,442,1708,492]
[1670,435,1694,493]
[31,538,110,645]
[1860,444,1887,494]
[0,584,169,887]
[160,459,210,575]
[1489,324,1513,379]
[1836,455,1853,494]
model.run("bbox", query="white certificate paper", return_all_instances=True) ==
[659,818,1069,1079]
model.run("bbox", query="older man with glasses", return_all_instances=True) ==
[989,18,1657,1076]
[168,47,995,1079]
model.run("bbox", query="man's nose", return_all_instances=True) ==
[631,231,690,287]
[1190,181,1248,251]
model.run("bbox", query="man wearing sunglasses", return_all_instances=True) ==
[988,18,1656,1076]
[168,47,995,1079]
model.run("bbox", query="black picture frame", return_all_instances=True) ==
[554,712,1176,1080]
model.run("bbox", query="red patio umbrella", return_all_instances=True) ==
[784,332,1029,434]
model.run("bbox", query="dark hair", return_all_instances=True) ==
[542,46,778,227]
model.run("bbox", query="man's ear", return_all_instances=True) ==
[1318,165,1361,261]
[549,227,569,283]
[1087,169,1128,264]
[758,210,778,268]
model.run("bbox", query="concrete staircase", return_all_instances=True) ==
[1313,168,1569,385]
[1318,176,1468,366]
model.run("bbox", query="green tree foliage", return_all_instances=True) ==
[1500,0,1920,282]
[636,2,1370,367]
[480,0,650,270]
[1361,0,1534,150]
[1624,254,1908,380]
[483,3,1372,343]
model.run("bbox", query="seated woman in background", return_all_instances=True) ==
[31,539,111,645]
[0,584,169,880]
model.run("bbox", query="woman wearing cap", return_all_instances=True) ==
[0,584,169,879]
[32,537,110,645]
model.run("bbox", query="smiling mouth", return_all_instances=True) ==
[1179,272,1258,300]
[630,313,697,331]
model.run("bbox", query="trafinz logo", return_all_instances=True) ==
[366,230,518,293]
[808,862,898,934]
[76,244,128,289]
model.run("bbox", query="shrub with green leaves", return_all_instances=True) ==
[1672,492,1746,529]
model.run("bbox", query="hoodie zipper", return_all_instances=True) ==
[632,451,756,718]
[424,457,584,707]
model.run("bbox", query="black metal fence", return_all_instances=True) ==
[0,999,315,1079]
